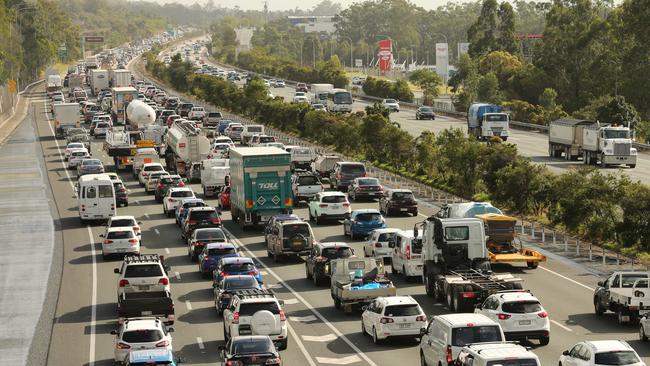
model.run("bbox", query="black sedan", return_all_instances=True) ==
[219,336,282,366]
[415,106,436,120]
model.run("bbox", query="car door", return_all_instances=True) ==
[421,321,441,364]
[268,225,279,252]
[596,274,614,307]
[223,298,239,337]
[478,297,498,321]
[562,344,583,366]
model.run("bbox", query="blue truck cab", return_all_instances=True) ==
[229,147,293,228]
[124,349,177,365]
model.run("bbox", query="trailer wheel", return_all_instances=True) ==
[424,273,435,297]
[446,285,456,311]
[527,261,538,269]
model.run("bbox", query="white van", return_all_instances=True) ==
[419,313,505,366]
[391,230,423,280]
[78,174,116,223]
[132,148,160,176]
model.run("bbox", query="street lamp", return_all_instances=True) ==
[308,38,318,67]
[340,36,354,70]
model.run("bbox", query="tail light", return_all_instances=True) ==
[380,317,394,324]
[316,256,328,262]
[178,181,185,187]
[245,199,253,209]
[119,279,130,287]
[406,245,411,260]
[446,346,453,363]
[158,277,169,285]
[374,242,382,248]
[362,172,367,177]
[220,271,227,277]
[128,239,138,244]
[103,240,113,244]
[155,340,170,347]
[203,256,210,261]
[416,315,427,322]
[211,219,221,224]
[132,226,140,232]
[342,203,350,207]
[336,173,341,179]
[116,342,131,350]
[279,309,286,321]
[226,361,243,366]
[285,197,293,206]
[462,292,476,299]
[497,313,511,320]
[119,187,127,192]
[158,183,164,188]
[319,204,328,208]
[233,312,239,324]
[265,357,281,365]
[187,220,197,225]
[248,271,258,276]
[538,311,548,318]
[142,172,149,177]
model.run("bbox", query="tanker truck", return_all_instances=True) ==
[126,99,166,152]
[165,120,211,176]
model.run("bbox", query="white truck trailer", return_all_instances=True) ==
[53,103,81,138]
[89,69,109,96]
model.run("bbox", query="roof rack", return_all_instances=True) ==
[231,289,276,299]
[124,253,162,264]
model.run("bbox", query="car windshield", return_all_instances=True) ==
[184,202,206,210]
[322,195,346,203]
[68,143,84,149]
[412,239,423,254]
[171,191,194,198]
[594,351,640,365]
[298,176,319,185]
[604,129,630,139]
[384,304,421,316]
[239,302,280,316]
[392,192,414,200]
[207,247,236,256]
[224,276,259,289]
[232,338,275,355]
[340,164,365,175]
[190,210,218,220]
[377,232,396,242]
[322,247,353,259]
[501,301,543,313]
[486,360,538,366]
[451,326,503,347]
[485,114,508,122]
[122,330,163,343]
[124,264,163,278]
[355,213,382,222]
[196,229,225,241]
[107,230,134,239]
[358,178,379,186]
[622,274,648,288]
[223,262,255,273]
[111,219,136,227]
[283,224,311,238]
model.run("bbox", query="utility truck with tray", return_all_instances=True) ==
[104,127,155,171]
[415,216,523,312]
[594,271,650,324]
[164,120,211,177]
[330,257,396,314]
[200,159,230,198]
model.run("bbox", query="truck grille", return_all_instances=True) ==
[491,127,503,135]
[614,143,631,155]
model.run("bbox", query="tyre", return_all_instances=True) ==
[306,264,312,280]
[539,336,550,346]
[361,320,366,335]
[334,297,341,309]
[372,327,381,344]
[350,230,356,240]
[527,261,538,269]
[391,264,397,274]
[273,251,282,263]
[313,272,320,286]
[640,324,648,341]
[424,273,435,297]
[277,338,288,351]
[594,298,604,315]
[446,286,455,311]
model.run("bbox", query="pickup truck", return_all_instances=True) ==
[288,146,316,171]
[117,291,175,325]
[291,172,322,203]
[330,257,396,313]
[594,271,650,324]
[312,154,342,180]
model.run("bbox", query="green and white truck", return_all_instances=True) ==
[229,147,293,229]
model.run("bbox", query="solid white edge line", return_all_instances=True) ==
[223,228,377,366]
[44,98,98,365]
[538,266,595,291]
[550,319,572,332]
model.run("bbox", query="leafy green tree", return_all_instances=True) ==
[497,2,518,54]
[468,0,499,57]
[450,54,480,111]
[596,95,641,130]
[617,182,650,252]
[538,88,558,109]
[477,73,503,104]
[409,69,441,104]
[493,159,555,215]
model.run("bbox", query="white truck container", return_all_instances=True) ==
[47,74,62,95]
[200,159,230,198]
[126,99,156,130]
[240,124,264,146]
[67,74,84,96]
[548,119,637,168]
[310,83,334,104]
[89,69,109,96]
[165,120,211,176]
[112,69,132,88]
[53,103,81,138]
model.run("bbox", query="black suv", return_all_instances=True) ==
[379,188,418,216]
[305,242,354,285]
[219,336,281,366]
[181,207,222,239]
[329,162,367,191]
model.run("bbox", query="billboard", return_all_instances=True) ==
[378,39,392,74]
[435,43,449,82]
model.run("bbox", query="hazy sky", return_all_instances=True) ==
[142,0,474,11]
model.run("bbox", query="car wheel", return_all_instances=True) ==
[420,352,427,366]
[372,327,381,344]
[361,320,366,335]
[278,338,288,351]
[539,336,550,346]
[594,298,604,315]
[641,324,648,341]
[350,230,356,240]
[333,297,341,309]
[313,272,320,286]
[273,251,282,263]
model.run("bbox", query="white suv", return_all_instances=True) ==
[559,340,644,366]
[307,192,351,224]
[474,290,550,346]
[363,228,399,260]
[114,254,170,298]
[222,289,288,350]
[163,187,195,217]
[361,296,427,344]
[455,342,540,366]
[111,317,173,363]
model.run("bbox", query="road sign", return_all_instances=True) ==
[84,36,104,43]
[355,59,363,67]
[8,80,17,93]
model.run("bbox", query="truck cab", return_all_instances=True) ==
[467,103,509,141]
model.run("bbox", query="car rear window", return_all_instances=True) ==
[283,224,311,238]
[184,202,206,210]
[357,178,379,185]
[207,247,236,256]
[208,112,222,118]
[107,230,134,239]
[111,219,136,227]
[190,210,218,220]
[224,277,259,290]
[84,160,101,166]
[340,164,366,175]
[232,337,275,354]
[259,136,275,143]
[239,302,280,316]
[144,165,164,172]
[486,360,538,366]
[392,192,414,200]
[196,230,226,241]
[122,329,163,343]
[231,126,243,132]
[322,195,346,203]
[594,351,640,365]
[124,264,163,278]
[298,176,319,185]
[384,304,421,317]
[171,191,194,198]
[223,262,255,273]
[160,177,181,185]
[501,301,542,314]
[452,325,503,347]
[322,247,353,259]
[356,213,382,222]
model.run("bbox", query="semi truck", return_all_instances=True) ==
[229,146,293,229]
[415,216,523,312]
[89,69,109,96]
[53,103,81,138]
[548,119,637,168]
[467,103,510,141]
[111,86,138,125]
[164,120,211,176]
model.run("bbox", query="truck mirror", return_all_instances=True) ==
[114,268,120,274]
[110,330,117,335]
[413,227,418,238]
[597,281,604,287]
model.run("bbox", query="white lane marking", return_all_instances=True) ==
[259,270,268,276]
[164,247,170,254]
[290,315,318,323]
[174,271,181,281]
[155,228,160,235]
[302,334,337,342]
[185,300,192,311]
[551,319,573,332]
[197,336,205,350]
[287,321,318,366]
[144,213,150,218]
[418,213,428,218]
[283,298,299,305]
[315,355,362,365]
[135,200,140,205]
[266,283,283,289]
[539,266,594,291]
[223,228,378,366]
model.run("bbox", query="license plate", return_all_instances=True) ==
[141,311,152,316]
[519,320,531,325]
[400,208,408,211]
[398,323,412,329]
[116,249,126,252]
[94,215,103,218]
[331,204,340,208]
[239,330,252,335]
[138,285,150,291]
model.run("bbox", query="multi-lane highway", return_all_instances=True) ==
[15,58,646,366]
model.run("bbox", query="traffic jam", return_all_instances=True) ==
[47,36,649,366]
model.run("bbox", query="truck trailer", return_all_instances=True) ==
[53,103,81,138]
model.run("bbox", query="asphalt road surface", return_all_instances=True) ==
[27,78,650,365]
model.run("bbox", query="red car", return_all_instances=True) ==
[217,186,230,209]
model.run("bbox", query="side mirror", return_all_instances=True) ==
[278,299,285,305]
[597,281,604,287]
[167,327,174,333]
[562,350,570,356]
[138,221,142,224]
[99,234,104,237]
[114,268,120,274]
[110,330,117,335]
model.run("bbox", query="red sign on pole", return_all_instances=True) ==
[378,39,392,75]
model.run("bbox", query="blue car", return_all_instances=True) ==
[343,209,386,240]
[124,349,177,366]
[213,256,263,284]
[218,119,233,135]
[175,198,206,226]
[198,242,239,278]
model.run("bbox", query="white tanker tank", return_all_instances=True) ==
[126,99,156,129]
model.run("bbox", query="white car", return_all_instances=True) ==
[363,228,399,259]
[292,95,309,103]
[93,121,111,138]
[307,191,351,224]
[475,290,550,345]
[138,163,166,185]
[105,172,120,182]
[111,317,173,363]
[163,187,195,217]
[381,98,400,112]
[64,142,85,160]
[214,136,234,145]
[559,340,644,366]
[455,343,541,366]
[390,229,423,279]
[144,170,169,194]
[67,148,90,168]
[100,226,140,259]
[361,296,427,344]
[188,106,206,121]
[274,80,286,88]
[114,254,171,298]
[107,215,142,238]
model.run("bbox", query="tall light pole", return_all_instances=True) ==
[308,38,318,67]
[340,36,353,70]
